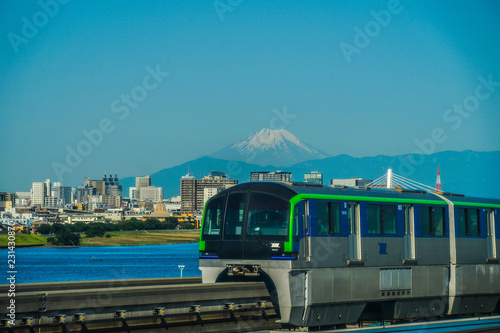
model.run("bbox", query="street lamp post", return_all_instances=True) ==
[178,265,185,278]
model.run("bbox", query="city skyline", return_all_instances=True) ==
[2,1,500,193]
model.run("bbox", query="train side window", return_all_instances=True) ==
[420,207,431,235]
[456,208,480,236]
[367,204,397,235]
[468,209,480,236]
[433,207,445,235]
[202,196,225,237]
[317,201,341,235]
[420,206,445,236]
[456,208,466,236]
[367,205,381,234]
[224,193,247,239]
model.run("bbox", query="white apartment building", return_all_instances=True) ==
[31,182,45,206]
[139,186,163,202]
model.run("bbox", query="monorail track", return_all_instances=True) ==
[0,277,280,332]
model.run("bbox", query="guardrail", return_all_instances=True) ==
[10,277,202,293]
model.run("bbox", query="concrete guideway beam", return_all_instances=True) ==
[0,280,277,331]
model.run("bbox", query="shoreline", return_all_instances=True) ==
[0,241,199,249]
[0,243,45,249]
[0,230,201,248]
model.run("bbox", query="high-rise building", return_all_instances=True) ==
[76,177,97,203]
[250,171,292,182]
[31,179,71,208]
[136,175,152,198]
[304,171,323,185]
[129,187,137,199]
[103,173,123,197]
[31,182,45,206]
[194,173,237,211]
[180,174,196,213]
[91,180,106,195]
[180,171,237,213]
[44,179,51,200]
[52,185,73,207]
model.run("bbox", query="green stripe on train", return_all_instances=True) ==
[198,201,209,251]
[283,193,500,252]
[284,193,448,252]
[451,201,500,209]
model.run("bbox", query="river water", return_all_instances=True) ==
[1,243,201,283]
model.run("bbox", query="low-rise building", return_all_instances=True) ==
[330,177,372,187]
[304,171,323,185]
[250,171,292,182]
[15,192,31,207]
[0,192,16,211]
[0,218,30,233]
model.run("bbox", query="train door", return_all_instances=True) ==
[486,209,496,260]
[220,192,247,259]
[348,202,361,262]
[403,205,416,262]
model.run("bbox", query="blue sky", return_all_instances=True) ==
[1,0,500,192]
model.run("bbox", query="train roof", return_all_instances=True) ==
[214,181,500,207]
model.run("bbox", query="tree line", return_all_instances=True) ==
[38,217,189,246]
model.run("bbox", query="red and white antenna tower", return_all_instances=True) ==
[435,166,442,191]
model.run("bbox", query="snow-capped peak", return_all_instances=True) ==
[212,128,329,166]
[232,128,314,153]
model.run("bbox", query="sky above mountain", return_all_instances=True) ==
[1,1,500,192]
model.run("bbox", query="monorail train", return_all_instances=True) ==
[199,182,500,328]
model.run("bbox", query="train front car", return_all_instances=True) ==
[199,181,500,329]
[199,182,299,324]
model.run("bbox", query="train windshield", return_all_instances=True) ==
[246,192,289,238]
[202,192,290,240]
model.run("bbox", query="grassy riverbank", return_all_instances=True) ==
[81,230,200,246]
[0,230,200,247]
[0,234,47,247]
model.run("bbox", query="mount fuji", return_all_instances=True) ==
[211,128,330,166]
